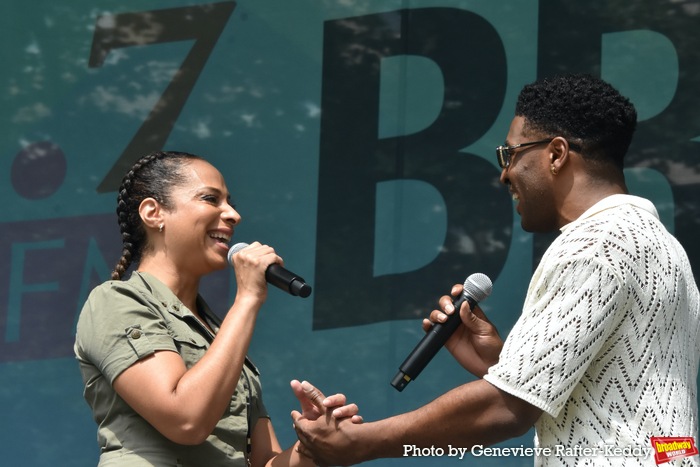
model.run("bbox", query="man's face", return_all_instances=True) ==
[499,116,560,233]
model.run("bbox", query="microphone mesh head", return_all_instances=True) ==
[462,273,492,302]
[227,242,249,265]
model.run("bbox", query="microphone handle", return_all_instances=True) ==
[265,264,312,298]
[391,293,476,391]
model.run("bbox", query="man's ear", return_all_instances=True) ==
[550,136,572,172]
[138,197,164,231]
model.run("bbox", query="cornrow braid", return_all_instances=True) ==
[111,150,203,280]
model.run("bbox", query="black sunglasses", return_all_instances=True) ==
[496,138,581,169]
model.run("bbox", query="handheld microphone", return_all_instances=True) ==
[391,273,492,391]
[227,243,312,298]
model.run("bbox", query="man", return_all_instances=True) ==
[292,74,700,466]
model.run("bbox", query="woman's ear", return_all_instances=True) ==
[138,197,164,231]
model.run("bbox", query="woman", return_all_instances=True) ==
[74,151,359,466]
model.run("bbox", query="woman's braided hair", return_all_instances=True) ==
[111,150,203,280]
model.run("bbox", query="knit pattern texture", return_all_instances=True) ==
[485,197,700,466]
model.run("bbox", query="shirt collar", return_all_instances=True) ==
[560,194,659,232]
[128,271,220,327]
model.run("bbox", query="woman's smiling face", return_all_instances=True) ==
[160,158,241,275]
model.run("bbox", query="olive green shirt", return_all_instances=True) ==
[74,271,268,466]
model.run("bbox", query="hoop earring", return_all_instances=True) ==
[158,224,164,233]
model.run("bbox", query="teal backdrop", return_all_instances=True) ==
[1,0,699,465]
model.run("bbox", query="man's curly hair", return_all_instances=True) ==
[515,74,637,170]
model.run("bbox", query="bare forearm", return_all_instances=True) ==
[173,295,263,431]
[117,293,265,444]
[264,442,316,467]
[340,380,539,463]
[253,418,315,467]
[294,380,533,466]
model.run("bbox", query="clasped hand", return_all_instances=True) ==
[290,380,363,466]
[290,380,362,424]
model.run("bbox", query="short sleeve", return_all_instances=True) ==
[245,361,269,421]
[252,382,269,422]
[484,256,625,417]
[75,281,178,384]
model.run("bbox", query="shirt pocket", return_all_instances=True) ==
[171,333,209,370]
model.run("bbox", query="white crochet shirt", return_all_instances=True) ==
[484,194,700,466]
